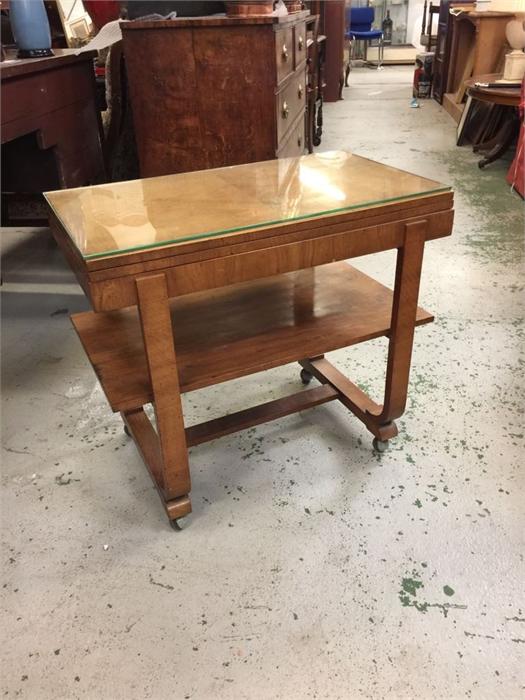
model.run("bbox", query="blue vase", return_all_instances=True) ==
[9,0,53,58]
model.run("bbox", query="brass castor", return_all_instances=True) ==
[300,368,313,385]
[372,437,388,453]
[123,424,131,437]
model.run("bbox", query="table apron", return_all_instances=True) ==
[86,209,453,311]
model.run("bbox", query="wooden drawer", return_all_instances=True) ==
[276,68,306,143]
[1,62,94,132]
[275,27,294,85]
[294,22,307,68]
[277,112,305,159]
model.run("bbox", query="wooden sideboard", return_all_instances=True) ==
[1,49,105,223]
[121,12,309,177]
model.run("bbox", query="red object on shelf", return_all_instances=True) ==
[506,78,525,198]
[83,0,120,30]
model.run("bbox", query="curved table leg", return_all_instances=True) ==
[478,112,520,169]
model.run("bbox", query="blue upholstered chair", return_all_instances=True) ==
[345,6,384,85]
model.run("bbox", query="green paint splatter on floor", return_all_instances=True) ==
[435,149,523,265]
[413,498,422,508]
[401,576,424,597]
[398,571,466,618]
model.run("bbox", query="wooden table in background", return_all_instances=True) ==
[46,152,454,529]
[465,73,521,169]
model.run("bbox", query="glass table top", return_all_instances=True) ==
[44,151,450,260]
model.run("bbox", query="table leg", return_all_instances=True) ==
[299,220,427,446]
[372,219,427,425]
[477,112,520,170]
[125,273,191,525]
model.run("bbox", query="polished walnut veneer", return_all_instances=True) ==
[121,12,309,177]
[46,151,454,527]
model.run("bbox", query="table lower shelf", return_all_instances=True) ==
[72,261,433,413]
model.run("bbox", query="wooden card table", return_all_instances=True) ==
[45,152,454,528]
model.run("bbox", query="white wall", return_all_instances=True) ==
[488,0,525,10]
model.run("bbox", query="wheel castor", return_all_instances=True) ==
[373,437,388,453]
[300,368,313,385]
[169,516,189,532]
[123,424,131,437]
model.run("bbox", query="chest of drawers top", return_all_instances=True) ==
[122,12,308,86]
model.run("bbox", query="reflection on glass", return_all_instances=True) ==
[44,151,450,259]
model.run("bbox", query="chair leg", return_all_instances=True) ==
[378,37,384,70]
[345,38,351,87]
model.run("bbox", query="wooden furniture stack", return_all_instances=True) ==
[121,12,309,177]
[440,10,514,123]
[432,0,475,105]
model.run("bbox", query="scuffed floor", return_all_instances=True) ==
[1,67,524,699]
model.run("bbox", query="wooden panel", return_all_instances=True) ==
[122,21,288,176]
[86,209,453,310]
[186,384,338,446]
[122,27,200,177]
[276,67,306,143]
[1,62,94,129]
[275,27,294,84]
[321,0,344,102]
[193,25,277,167]
[71,262,434,412]
[277,112,305,158]
[294,22,307,68]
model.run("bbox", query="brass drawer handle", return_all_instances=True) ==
[298,36,304,51]
[298,84,303,99]
[282,101,289,119]
[282,44,289,61]
[297,136,302,148]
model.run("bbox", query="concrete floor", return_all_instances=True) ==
[1,67,524,699]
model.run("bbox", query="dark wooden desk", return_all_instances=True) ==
[46,152,454,528]
[1,49,105,223]
[466,73,521,169]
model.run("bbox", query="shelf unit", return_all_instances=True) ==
[71,262,433,413]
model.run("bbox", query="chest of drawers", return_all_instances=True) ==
[121,12,309,177]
